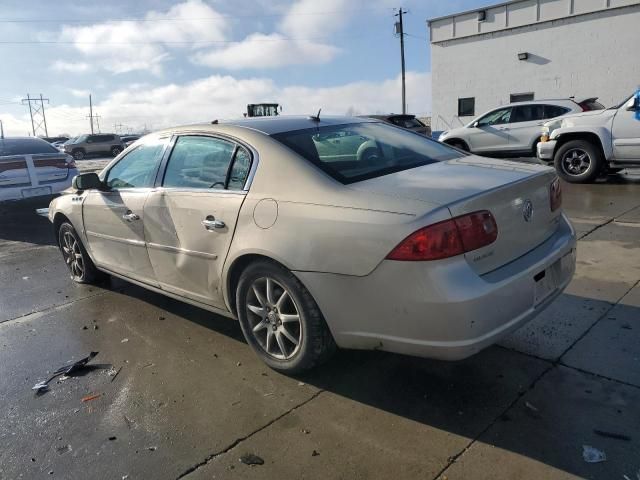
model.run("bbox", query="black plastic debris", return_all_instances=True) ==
[32,352,99,393]
[593,429,631,441]
[239,454,264,466]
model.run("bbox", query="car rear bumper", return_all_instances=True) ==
[0,170,77,202]
[537,140,556,161]
[296,213,576,360]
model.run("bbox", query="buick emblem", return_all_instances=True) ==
[522,200,533,222]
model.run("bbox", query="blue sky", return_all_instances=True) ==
[0,0,489,135]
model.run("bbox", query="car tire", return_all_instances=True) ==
[236,260,336,373]
[111,146,122,157]
[57,222,105,284]
[554,139,603,183]
[72,149,85,160]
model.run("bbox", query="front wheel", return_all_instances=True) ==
[58,222,104,284]
[236,260,336,373]
[554,140,603,183]
[111,146,122,157]
[72,149,85,160]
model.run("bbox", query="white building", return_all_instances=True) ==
[428,0,640,132]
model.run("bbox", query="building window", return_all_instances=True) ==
[458,97,475,117]
[510,92,534,103]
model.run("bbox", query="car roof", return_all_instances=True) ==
[500,99,579,108]
[157,115,378,137]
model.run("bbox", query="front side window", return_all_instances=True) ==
[272,122,463,184]
[163,136,236,189]
[105,139,166,189]
[477,107,512,127]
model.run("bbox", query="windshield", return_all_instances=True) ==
[73,135,88,144]
[272,122,463,184]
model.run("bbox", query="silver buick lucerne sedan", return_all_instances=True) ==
[48,116,576,372]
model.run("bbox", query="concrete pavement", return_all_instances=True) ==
[0,171,639,480]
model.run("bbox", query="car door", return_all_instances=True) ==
[144,134,253,308]
[612,97,640,161]
[465,107,513,153]
[82,136,168,285]
[508,104,546,152]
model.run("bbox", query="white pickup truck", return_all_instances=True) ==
[537,93,640,183]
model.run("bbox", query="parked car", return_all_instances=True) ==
[120,135,140,148]
[47,116,576,372]
[439,98,603,156]
[40,136,70,144]
[538,93,640,182]
[63,134,124,160]
[363,114,431,136]
[0,137,78,202]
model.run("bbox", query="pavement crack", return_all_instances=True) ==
[431,363,555,480]
[175,389,325,479]
[578,203,640,240]
[558,278,640,361]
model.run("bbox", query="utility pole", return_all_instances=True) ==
[88,94,94,134]
[21,93,50,137]
[394,8,408,114]
[0,119,4,139]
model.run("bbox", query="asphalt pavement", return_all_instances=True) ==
[1,168,639,480]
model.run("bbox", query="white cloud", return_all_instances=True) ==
[52,61,92,73]
[0,71,431,136]
[192,0,351,70]
[193,33,338,70]
[68,89,91,98]
[57,0,228,74]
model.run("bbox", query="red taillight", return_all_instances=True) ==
[550,178,562,211]
[386,210,498,261]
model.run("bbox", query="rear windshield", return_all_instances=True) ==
[272,122,463,184]
[0,138,59,156]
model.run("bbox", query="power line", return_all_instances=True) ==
[0,7,394,23]
[0,33,368,46]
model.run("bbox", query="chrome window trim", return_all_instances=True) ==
[160,130,259,193]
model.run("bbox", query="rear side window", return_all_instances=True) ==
[511,105,545,123]
[544,105,570,118]
[272,122,462,185]
[106,139,165,189]
[227,148,251,190]
[0,138,58,155]
[163,136,236,189]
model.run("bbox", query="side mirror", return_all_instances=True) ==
[627,95,640,111]
[472,121,479,128]
[72,172,103,191]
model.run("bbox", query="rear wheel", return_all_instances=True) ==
[111,146,122,157]
[236,260,336,373]
[58,222,104,284]
[554,139,603,183]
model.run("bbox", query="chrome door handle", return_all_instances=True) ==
[122,211,140,222]
[202,215,225,230]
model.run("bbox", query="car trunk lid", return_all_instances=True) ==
[351,156,560,274]
[32,153,73,183]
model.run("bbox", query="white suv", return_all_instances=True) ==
[537,93,640,183]
[439,99,601,157]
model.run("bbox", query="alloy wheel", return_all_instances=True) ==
[61,231,84,279]
[561,148,591,176]
[245,277,302,360]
